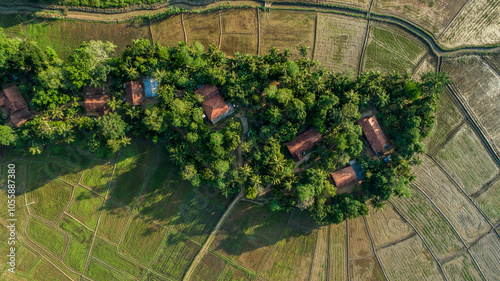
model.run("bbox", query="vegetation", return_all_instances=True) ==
[0,27,448,225]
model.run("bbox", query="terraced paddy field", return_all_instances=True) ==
[1,5,500,281]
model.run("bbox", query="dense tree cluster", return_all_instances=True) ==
[0,28,448,224]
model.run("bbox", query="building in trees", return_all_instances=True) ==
[84,94,109,116]
[194,84,234,124]
[331,161,363,194]
[285,128,323,162]
[124,81,144,106]
[0,86,32,127]
[359,116,389,155]
[143,78,159,98]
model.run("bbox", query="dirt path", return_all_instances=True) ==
[182,191,244,281]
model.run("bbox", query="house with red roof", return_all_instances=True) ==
[124,81,144,106]
[0,86,32,127]
[285,128,323,162]
[194,85,234,124]
[358,116,389,155]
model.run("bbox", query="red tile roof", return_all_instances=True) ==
[84,94,109,116]
[10,107,32,127]
[1,86,28,114]
[331,166,358,189]
[195,85,234,123]
[286,128,323,161]
[124,81,144,106]
[359,116,389,154]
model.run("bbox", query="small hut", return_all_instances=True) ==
[0,86,32,127]
[194,84,234,124]
[285,128,323,162]
[359,116,389,155]
[124,81,144,106]
[84,94,109,116]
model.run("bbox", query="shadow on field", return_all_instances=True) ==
[1,139,319,257]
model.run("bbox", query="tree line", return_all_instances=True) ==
[0,29,449,224]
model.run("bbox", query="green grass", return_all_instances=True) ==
[45,160,82,184]
[167,190,224,244]
[86,258,136,281]
[151,233,201,280]
[15,244,41,274]
[0,14,27,38]
[219,264,256,281]
[390,186,464,260]
[80,161,114,194]
[57,215,93,273]
[67,186,104,230]
[26,19,151,59]
[27,178,73,222]
[92,237,145,277]
[29,259,71,281]
[191,251,227,281]
[425,90,464,154]
[27,218,68,258]
[97,203,130,244]
[475,179,500,223]
[436,125,499,195]
[365,25,426,73]
[110,159,149,206]
[49,144,94,169]
[442,253,484,281]
[119,216,167,264]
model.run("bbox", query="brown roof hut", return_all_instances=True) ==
[1,86,32,127]
[124,81,144,106]
[331,166,359,189]
[84,94,109,116]
[358,116,389,155]
[285,128,323,162]
[194,84,234,124]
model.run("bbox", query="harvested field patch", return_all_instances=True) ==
[412,55,437,81]
[469,232,500,280]
[138,158,191,225]
[259,227,317,281]
[191,251,227,281]
[442,253,485,281]
[27,19,151,59]
[221,8,257,34]
[425,89,464,155]
[184,12,220,48]
[26,179,72,222]
[219,264,255,281]
[364,23,426,73]
[475,178,500,223]
[349,256,385,281]
[150,14,185,47]
[92,237,145,277]
[167,190,223,244]
[313,13,367,72]
[119,216,166,264]
[348,216,372,259]
[372,0,467,35]
[29,259,70,281]
[309,226,328,281]
[15,245,40,274]
[364,204,413,248]
[27,218,67,258]
[97,203,129,244]
[221,34,258,56]
[57,215,93,272]
[390,186,464,260]
[320,0,371,9]
[413,156,490,244]
[329,222,347,281]
[151,233,200,280]
[67,185,104,230]
[436,125,499,195]
[85,258,135,281]
[376,235,444,281]
[438,0,500,48]
[80,161,114,194]
[259,10,316,59]
[442,56,500,151]
[484,53,500,73]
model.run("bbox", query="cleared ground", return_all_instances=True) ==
[313,13,367,73]
[364,23,427,73]
[438,0,500,48]
[220,8,258,56]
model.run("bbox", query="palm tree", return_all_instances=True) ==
[125,66,139,80]
[344,89,360,104]
[107,97,122,112]
[375,91,389,108]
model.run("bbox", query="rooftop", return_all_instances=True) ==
[84,94,109,116]
[331,166,359,189]
[143,78,159,98]
[124,81,144,106]
[359,116,389,154]
[285,128,323,162]
[10,107,32,127]
[1,86,28,115]
[195,85,234,124]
